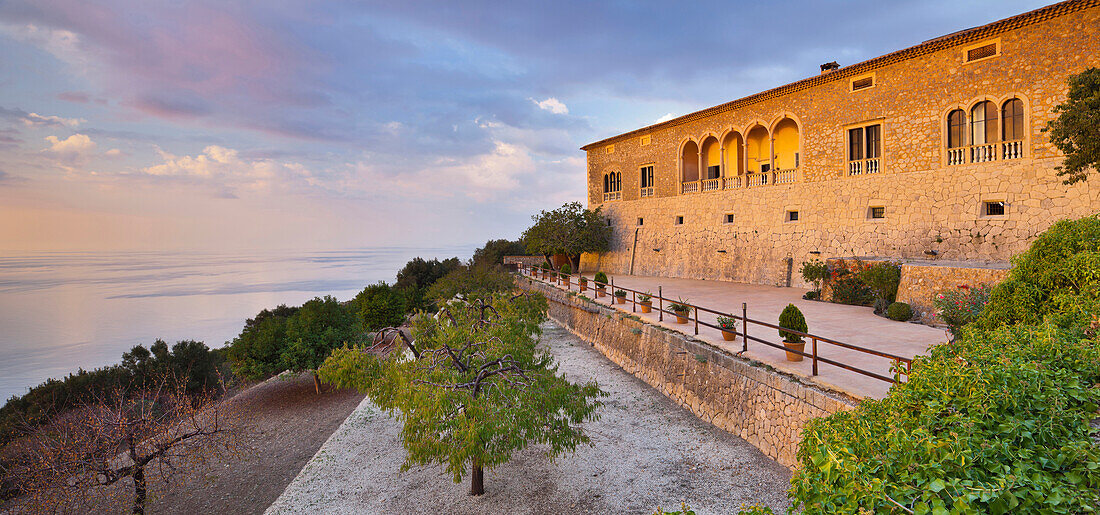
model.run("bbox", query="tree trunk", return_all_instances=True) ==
[570,254,581,272]
[132,466,146,514]
[469,458,484,496]
[313,372,323,395]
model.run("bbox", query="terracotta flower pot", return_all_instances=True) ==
[563,277,570,287]
[614,296,625,304]
[674,313,688,324]
[783,341,806,362]
[596,286,606,297]
[579,281,587,292]
[639,301,652,313]
[721,329,736,341]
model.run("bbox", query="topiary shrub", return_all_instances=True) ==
[885,302,913,321]
[778,304,807,343]
[860,262,902,306]
[978,215,1100,330]
[593,271,609,285]
[559,263,571,275]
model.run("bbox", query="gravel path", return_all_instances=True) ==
[267,322,792,514]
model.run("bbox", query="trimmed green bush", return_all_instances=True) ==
[978,215,1100,330]
[859,262,901,305]
[885,301,913,321]
[593,271,609,285]
[778,304,807,343]
[559,263,571,275]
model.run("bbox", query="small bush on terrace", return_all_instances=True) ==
[778,304,807,343]
[933,284,992,336]
[884,301,913,322]
[593,271,609,285]
[859,262,901,308]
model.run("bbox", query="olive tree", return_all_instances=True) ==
[521,202,611,270]
[319,293,604,496]
[1045,67,1100,185]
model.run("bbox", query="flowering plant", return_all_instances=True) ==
[716,316,737,330]
[932,284,992,334]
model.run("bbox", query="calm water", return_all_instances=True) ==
[0,246,476,403]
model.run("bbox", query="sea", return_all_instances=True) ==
[0,246,477,404]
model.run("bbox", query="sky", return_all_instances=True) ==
[0,0,1052,252]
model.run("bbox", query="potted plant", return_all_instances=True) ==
[717,316,737,341]
[669,299,691,324]
[579,274,588,292]
[778,303,808,361]
[638,292,653,313]
[594,272,609,297]
[613,289,627,304]
[559,263,571,287]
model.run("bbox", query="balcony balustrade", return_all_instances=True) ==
[947,140,1023,166]
[701,178,721,192]
[602,191,621,202]
[847,158,880,176]
[640,186,654,198]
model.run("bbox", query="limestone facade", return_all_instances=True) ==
[521,279,855,468]
[580,1,1100,289]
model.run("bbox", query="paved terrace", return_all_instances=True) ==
[529,272,948,400]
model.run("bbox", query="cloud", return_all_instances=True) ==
[23,112,83,128]
[141,145,318,196]
[104,148,123,157]
[42,133,96,166]
[653,112,676,124]
[532,97,569,115]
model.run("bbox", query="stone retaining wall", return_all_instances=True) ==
[521,278,856,468]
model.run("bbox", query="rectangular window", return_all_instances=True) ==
[848,123,882,173]
[725,213,735,224]
[851,76,873,91]
[865,125,881,159]
[640,135,651,146]
[637,217,644,226]
[967,43,997,62]
[849,127,864,161]
[640,165,654,188]
[675,215,684,225]
[787,210,799,222]
[707,165,720,179]
[870,206,885,219]
[984,201,1005,216]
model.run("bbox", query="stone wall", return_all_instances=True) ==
[896,263,1011,322]
[520,278,855,468]
[579,3,1100,287]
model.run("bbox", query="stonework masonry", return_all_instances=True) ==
[520,278,856,468]
[579,1,1100,291]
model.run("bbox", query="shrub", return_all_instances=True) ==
[638,292,652,302]
[933,284,992,335]
[885,302,913,321]
[803,290,820,301]
[559,263,571,275]
[829,266,874,306]
[352,282,407,331]
[614,289,626,297]
[594,271,609,285]
[427,264,515,302]
[978,215,1100,330]
[778,304,807,343]
[669,299,691,313]
[800,258,828,292]
[716,316,737,330]
[790,323,1100,514]
[859,262,902,305]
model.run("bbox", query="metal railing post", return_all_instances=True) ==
[694,306,699,335]
[632,290,636,312]
[658,286,663,322]
[812,337,818,376]
[610,277,615,305]
[742,303,748,353]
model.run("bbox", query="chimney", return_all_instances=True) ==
[820,61,840,74]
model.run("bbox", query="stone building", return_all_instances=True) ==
[579,0,1100,313]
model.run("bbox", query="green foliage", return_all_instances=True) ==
[829,267,874,306]
[0,340,227,446]
[319,293,605,490]
[669,299,691,314]
[638,291,652,303]
[800,258,828,292]
[1044,67,1100,184]
[791,323,1100,514]
[426,264,516,303]
[280,296,359,375]
[716,316,736,329]
[859,262,901,305]
[593,271,609,285]
[934,284,992,335]
[978,215,1100,330]
[395,257,461,291]
[227,304,298,380]
[522,202,611,269]
[884,302,913,322]
[470,239,527,268]
[778,304,807,343]
[558,263,571,275]
[614,289,626,297]
[352,282,408,331]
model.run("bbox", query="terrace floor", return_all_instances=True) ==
[536,272,949,400]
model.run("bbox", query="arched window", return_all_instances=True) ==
[602,172,621,201]
[947,109,966,148]
[970,101,997,145]
[1002,98,1024,141]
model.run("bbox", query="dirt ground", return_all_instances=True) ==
[267,322,793,514]
[1,373,364,514]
